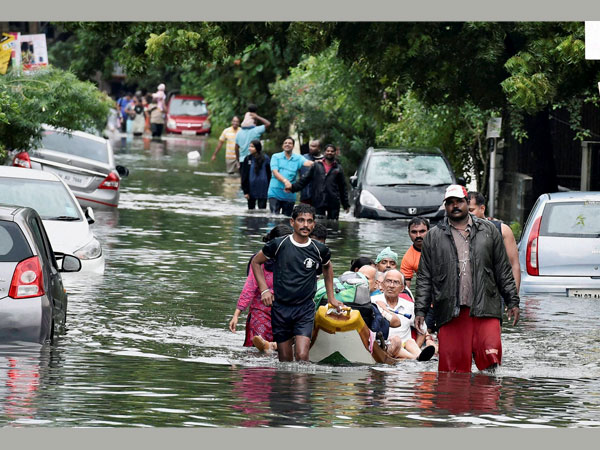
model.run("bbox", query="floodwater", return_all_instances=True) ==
[1,133,599,428]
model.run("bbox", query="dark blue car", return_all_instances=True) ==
[350,147,461,220]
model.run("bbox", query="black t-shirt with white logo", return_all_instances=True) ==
[262,235,331,305]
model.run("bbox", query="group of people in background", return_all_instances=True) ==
[211,105,350,219]
[115,83,167,138]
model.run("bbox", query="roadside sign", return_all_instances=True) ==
[486,117,502,139]
[586,22,600,60]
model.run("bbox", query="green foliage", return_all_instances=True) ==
[270,45,380,171]
[501,22,600,138]
[0,66,112,154]
[509,220,522,242]
[179,37,294,131]
[377,89,499,188]
[49,21,600,184]
[54,23,333,134]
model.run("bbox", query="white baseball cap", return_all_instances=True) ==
[444,184,468,201]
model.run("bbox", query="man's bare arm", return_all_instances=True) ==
[252,113,271,128]
[501,223,521,292]
[211,140,224,161]
[323,262,343,311]
[250,251,273,306]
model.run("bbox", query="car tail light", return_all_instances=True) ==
[99,172,119,190]
[12,152,32,169]
[526,216,542,276]
[9,256,45,299]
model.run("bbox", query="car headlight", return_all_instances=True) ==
[167,119,177,129]
[74,238,102,260]
[360,190,386,211]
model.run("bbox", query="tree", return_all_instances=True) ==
[0,67,113,159]
[270,45,380,170]
[320,22,600,195]
[52,22,600,198]
[54,23,318,132]
[377,89,499,187]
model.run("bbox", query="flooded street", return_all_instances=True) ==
[1,134,600,428]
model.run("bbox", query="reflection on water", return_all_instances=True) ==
[1,134,599,427]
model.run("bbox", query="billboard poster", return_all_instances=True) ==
[19,33,48,72]
[10,32,21,69]
[0,33,15,74]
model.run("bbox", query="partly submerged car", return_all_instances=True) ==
[11,125,129,209]
[0,205,81,344]
[165,95,211,135]
[0,167,105,274]
[350,147,462,220]
[518,191,600,297]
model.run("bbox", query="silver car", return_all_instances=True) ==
[11,125,129,209]
[518,191,600,297]
[0,205,81,343]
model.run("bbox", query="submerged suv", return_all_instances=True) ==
[350,147,460,220]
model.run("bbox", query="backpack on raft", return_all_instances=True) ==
[313,272,389,339]
[313,272,371,309]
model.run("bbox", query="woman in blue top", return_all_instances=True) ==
[241,139,271,210]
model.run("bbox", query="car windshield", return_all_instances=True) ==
[540,201,600,237]
[0,220,33,262]
[40,130,110,164]
[365,154,454,186]
[0,179,82,221]
[168,98,208,116]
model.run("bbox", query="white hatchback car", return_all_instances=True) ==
[518,191,600,297]
[0,167,105,274]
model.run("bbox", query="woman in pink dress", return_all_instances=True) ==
[229,224,292,351]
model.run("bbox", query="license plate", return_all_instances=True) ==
[46,167,90,188]
[181,130,196,135]
[568,289,600,299]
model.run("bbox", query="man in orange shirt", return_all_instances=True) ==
[401,217,437,342]
[400,217,430,289]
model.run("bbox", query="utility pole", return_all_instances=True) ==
[488,137,496,218]
[486,118,502,218]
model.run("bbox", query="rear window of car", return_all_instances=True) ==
[0,220,33,262]
[540,201,600,237]
[365,154,454,186]
[0,179,82,221]
[168,98,208,116]
[40,130,110,164]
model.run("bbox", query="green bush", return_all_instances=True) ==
[0,66,112,154]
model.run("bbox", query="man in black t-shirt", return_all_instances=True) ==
[251,204,343,362]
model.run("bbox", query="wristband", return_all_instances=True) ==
[260,289,270,296]
[382,311,393,322]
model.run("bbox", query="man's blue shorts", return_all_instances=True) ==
[271,300,315,343]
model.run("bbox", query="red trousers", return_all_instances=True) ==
[438,306,502,373]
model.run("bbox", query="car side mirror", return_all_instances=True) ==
[60,254,82,273]
[85,207,95,225]
[116,165,129,177]
[457,176,466,186]
[350,175,358,188]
